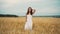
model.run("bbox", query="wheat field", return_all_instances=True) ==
[0,17,60,34]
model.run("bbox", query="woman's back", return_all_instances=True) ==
[24,7,36,30]
[27,14,32,22]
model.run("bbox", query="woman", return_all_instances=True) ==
[24,7,36,30]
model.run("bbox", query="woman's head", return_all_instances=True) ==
[28,7,32,12]
[27,7,33,15]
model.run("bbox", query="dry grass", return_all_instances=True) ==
[0,17,60,34]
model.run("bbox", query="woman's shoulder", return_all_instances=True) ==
[27,15,32,16]
[27,14,32,16]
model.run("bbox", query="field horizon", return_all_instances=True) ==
[0,17,60,34]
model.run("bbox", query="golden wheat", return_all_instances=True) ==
[0,17,60,34]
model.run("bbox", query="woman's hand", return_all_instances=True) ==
[32,9,36,14]
[33,9,36,13]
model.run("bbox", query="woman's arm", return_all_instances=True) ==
[32,9,36,14]
[26,15,27,22]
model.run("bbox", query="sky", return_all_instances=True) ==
[0,0,60,16]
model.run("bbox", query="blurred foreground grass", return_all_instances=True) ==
[0,17,60,34]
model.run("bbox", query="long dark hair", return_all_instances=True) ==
[26,7,33,15]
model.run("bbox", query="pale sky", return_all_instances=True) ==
[0,0,60,16]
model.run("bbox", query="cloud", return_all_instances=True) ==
[0,0,37,9]
[1,0,41,4]
[33,7,59,16]
[0,0,60,16]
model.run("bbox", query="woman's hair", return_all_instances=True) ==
[26,7,33,15]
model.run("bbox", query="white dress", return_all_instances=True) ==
[24,14,33,30]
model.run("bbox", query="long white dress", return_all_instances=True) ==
[24,14,33,30]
